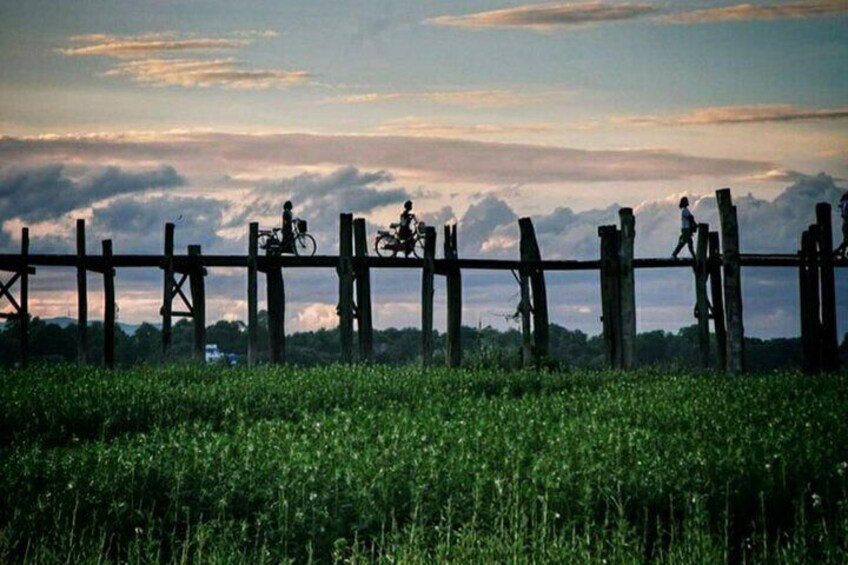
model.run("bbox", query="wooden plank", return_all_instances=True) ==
[266,264,285,365]
[598,225,620,368]
[799,228,821,373]
[518,267,533,367]
[338,213,354,364]
[76,219,88,365]
[695,223,710,368]
[815,203,840,372]
[102,239,115,370]
[160,223,174,361]
[247,222,259,367]
[20,228,29,368]
[421,226,436,367]
[445,224,462,368]
[519,218,550,362]
[188,245,206,363]
[353,218,373,363]
[708,232,727,370]
[716,188,745,374]
[618,208,636,369]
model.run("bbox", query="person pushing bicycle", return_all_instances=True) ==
[281,200,294,253]
[399,200,416,255]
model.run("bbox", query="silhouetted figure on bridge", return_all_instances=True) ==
[671,196,697,260]
[281,200,294,253]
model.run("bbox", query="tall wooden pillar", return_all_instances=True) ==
[694,223,711,368]
[102,239,115,370]
[20,228,29,368]
[353,218,373,363]
[247,222,259,367]
[716,188,745,374]
[618,208,636,369]
[421,226,436,367]
[338,214,355,364]
[188,245,207,363]
[76,219,88,365]
[444,224,462,368]
[708,232,727,370]
[519,218,549,363]
[266,263,285,365]
[598,225,621,368]
[816,203,840,372]
[161,223,174,361]
[799,228,821,374]
[518,265,532,367]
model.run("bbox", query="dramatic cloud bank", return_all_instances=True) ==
[0,132,776,184]
[619,105,848,126]
[426,2,660,31]
[0,163,184,223]
[663,0,848,24]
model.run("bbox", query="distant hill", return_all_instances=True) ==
[4,317,158,336]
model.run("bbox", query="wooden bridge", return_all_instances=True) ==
[1,188,844,373]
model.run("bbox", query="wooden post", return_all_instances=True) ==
[799,228,821,374]
[444,224,462,368]
[519,218,550,363]
[266,264,285,365]
[247,222,259,367]
[694,223,711,368]
[598,225,621,368]
[76,219,88,365]
[102,239,115,370]
[161,222,174,361]
[618,208,636,369]
[421,226,436,367]
[338,213,354,364]
[353,218,373,363]
[20,228,29,368]
[188,245,206,363]
[716,188,745,374]
[816,203,840,372]
[518,265,532,367]
[708,232,727,370]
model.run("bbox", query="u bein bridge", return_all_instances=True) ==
[0,188,844,374]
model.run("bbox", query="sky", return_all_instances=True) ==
[0,0,846,338]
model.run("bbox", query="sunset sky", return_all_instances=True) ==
[1,0,846,337]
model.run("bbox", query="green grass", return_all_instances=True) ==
[1,365,847,563]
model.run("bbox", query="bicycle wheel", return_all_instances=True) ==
[293,233,317,256]
[411,237,426,258]
[258,233,276,255]
[375,234,398,258]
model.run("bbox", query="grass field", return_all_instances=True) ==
[1,365,847,563]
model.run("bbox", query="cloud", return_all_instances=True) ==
[618,105,848,127]
[0,132,777,185]
[425,1,660,31]
[103,58,310,89]
[374,118,555,137]
[662,0,848,24]
[59,35,250,58]
[0,163,185,223]
[322,90,567,108]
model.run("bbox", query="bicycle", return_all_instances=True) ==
[258,218,317,256]
[375,219,427,258]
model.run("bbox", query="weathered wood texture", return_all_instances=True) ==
[708,232,727,370]
[102,239,115,370]
[353,218,373,363]
[695,223,710,368]
[266,265,285,365]
[247,222,259,367]
[444,224,462,368]
[188,245,207,363]
[76,219,87,365]
[716,188,745,373]
[618,208,636,369]
[421,226,436,367]
[338,214,355,364]
[816,203,840,372]
[598,225,621,368]
[160,223,174,361]
[799,228,821,374]
[519,218,549,363]
[20,228,29,368]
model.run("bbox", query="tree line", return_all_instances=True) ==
[2,314,846,371]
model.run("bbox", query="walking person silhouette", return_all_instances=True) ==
[671,197,697,259]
